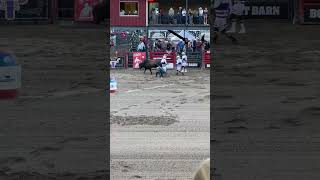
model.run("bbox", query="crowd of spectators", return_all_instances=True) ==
[137,38,210,53]
[149,6,209,25]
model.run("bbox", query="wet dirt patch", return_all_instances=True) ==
[111,115,178,126]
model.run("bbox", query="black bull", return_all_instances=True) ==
[139,59,161,75]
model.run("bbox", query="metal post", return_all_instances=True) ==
[146,26,149,60]
[184,0,188,39]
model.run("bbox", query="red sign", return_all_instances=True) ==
[133,52,146,69]
[203,51,210,68]
[74,0,100,21]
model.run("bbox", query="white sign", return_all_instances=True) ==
[310,9,320,18]
[244,6,280,16]
[0,65,21,90]
[188,63,198,67]
[206,64,210,68]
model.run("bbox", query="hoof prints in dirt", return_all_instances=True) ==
[227,126,248,134]
[216,106,243,111]
[301,106,320,116]
[111,115,178,126]
[265,124,281,130]
[282,118,303,127]
[213,95,233,100]
[276,82,307,87]
[0,157,26,165]
[30,146,63,157]
[58,137,89,144]
[224,118,247,124]
[0,171,108,179]
[130,175,143,179]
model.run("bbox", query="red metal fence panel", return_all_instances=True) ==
[202,51,210,68]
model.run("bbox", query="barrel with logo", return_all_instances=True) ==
[0,51,21,99]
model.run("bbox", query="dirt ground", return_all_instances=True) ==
[110,69,210,179]
[0,25,107,179]
[213,20,320,180]
[1,19,320,180]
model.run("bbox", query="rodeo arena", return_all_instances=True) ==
[213,0,320,180]
[0,0,110,179]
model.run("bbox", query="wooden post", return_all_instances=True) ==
[49,0,58,24]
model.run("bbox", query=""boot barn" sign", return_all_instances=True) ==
[244,0,289,19]
[301,0,320,24]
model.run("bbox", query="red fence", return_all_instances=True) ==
[202,51,211,68]
[115,51,210,69]
[149,52,176,69]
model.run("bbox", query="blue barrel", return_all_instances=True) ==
[110,76,117,93]
[0,51,21,99]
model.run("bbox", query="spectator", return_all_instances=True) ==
[120,9,125,16]
[192,39,197,52]
[178,40,185,53]
[199,7,204,24]
[188,9,194,24]
[138,41,146,52]
[182,8,187,24]
[204,7,208,25]
[158,8,162,24]
[177,7,182,24]
[169,7,175,24]
[151,8,156,24]
[193,9,199,24]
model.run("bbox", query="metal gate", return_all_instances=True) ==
[0,0,49,21]
[186,52,202,68]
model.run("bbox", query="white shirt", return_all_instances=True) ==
[169,8,174,16]
[161,58,168,64]
[176,58,182,64]
[182,10,187,16]
[182,55,188,66]
[137,42,145,51]
[199,8,204,16]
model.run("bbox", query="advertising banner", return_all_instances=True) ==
[303,3,320,23]
[74,0,100,21]
[244,0,289,19]
[133,52,146,69]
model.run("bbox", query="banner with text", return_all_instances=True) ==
[303,3,320,23]
[244,0,289,19]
